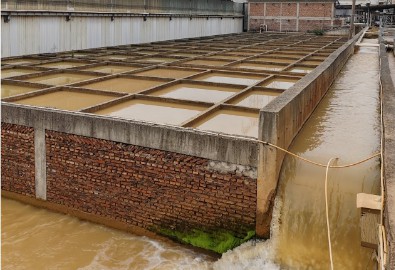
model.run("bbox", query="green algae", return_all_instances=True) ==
[158,228,255,254]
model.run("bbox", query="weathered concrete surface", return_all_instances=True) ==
[380,39,395,269]
[34,127,46,200]
[255,30,364,237]
[1,103,259,167]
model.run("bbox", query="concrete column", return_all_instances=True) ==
[35,128,47,200]
[256,110,281,238]
[296,3,300,32]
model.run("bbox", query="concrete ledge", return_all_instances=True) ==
[255,30,364,237]
[380,36,395,269]
[1,103,259,167]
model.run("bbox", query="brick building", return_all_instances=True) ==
[248,0,342,32]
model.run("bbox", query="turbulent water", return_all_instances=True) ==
[2,47,382,269]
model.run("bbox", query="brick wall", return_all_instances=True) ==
[45,130,257,235]
[299,3,332,17]
[1,123,35,197]
[249,1,334,32]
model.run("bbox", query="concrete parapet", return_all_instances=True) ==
[380,37,395,269]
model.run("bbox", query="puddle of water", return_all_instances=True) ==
[1,84,44,99]
[37,61,88,69]
[96,55,131,61]
[1,68,40,79]
[82,77,165,94]
[82,65,141,74]
[206,55,244,60]
[192,109,259,138]
[260,78,299,90]
[232,63,285,71]
[288,67,314,74]
[150,83,238,103]
[182,59,231,66]
[24,73,97,86]
[194,73,263,86]
[135,57,177,63]
[94,99,205,125]
[134,68,200,79]
[1,198,212,270]
[299,60,321,66]
[253,58,296,64]
[14,90,117,111]
[1,59,41,65]
[231,90,280,108]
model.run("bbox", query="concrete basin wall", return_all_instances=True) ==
[1,103,258,239]
[380,37,395,269]
[255,30,364,237]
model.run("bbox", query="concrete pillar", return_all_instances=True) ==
[296,3,300,32]
[35,128,46,200]
[256,110,281,238]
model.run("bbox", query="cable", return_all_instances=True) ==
[258,140,380,169]
[325,157,338,270]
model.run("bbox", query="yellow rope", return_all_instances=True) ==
[258,140,380,168]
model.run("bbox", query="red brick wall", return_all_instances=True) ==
[266,3,281,16]
[299,19,332,32]
[248,2,334,32]
[250,3,265,16]
[250,18,266,31]
[299,3,332,17]
[45,131,256,235]
[282,19,297,32]
[1,123,35,197]
[281,3,297,16]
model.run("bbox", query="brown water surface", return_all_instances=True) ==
[193,73,263,86]
[150,83,238,103]
[95,99,205,125]
[231,90,280,108]
[1,198,211,270]
[1,68,41,79]
[82,77,165,94]
[14,90,117,111]
[24,73,97,86]
[260,77,299,90]
[1,84,44,98]
[37,61,88,69]
[134,68,200,79]
[231,63,284,71]
[2,58,41,65]
[288,66,314,74]
[183,59,231,66]
[82,65,141,74]
[192,109,259,138]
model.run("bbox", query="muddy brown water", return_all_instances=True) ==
[1,84,43,99]
[260,78,299,90]
[1,58,41,65]
[183,59,231,66]
[192,109,259,138]
[94,99,205,125]
[82,77,165,94]
[24,73,97,86]
[150,83,238,103]
[134,68,200,79]
[231,63,285,71]
[193,73,263,86]
[1,198,212,270]
[37,61,88,69]
[230,90,280,109]
[82,65,141,74]
[14,90,117,111]
[1,68,40,79]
